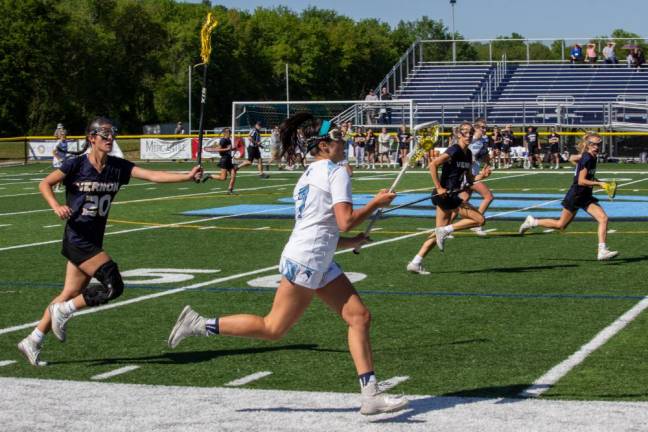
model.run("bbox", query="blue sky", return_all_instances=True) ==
[183,0,646,40]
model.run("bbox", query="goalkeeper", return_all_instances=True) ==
[519,132,618,261]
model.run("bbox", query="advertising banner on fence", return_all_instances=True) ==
[140,138,221,160]
[28,140,124,160]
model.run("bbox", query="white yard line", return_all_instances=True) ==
[521,296,648,398]
[3,377,648,432]
[225,371,273,387]
[42,224,60,228]
[0,192,41,198]
[0,224,12,228]
[254,226,270,230]
[91,365,140,381]
[0,360,16,367]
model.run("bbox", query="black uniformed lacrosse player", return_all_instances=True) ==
[17,117,202,366]
[519,132,618,261]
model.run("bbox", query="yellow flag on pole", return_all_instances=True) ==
[200,12,219,65]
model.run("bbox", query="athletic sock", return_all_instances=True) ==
[358,371,376,390]
[598,243,607,250]
[63,300,77,315]
[205,318,219,336]
[412,255,423,265]
[444,225,455,234]
[30,328,45,345]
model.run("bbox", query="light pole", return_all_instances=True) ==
[450,0,456,64]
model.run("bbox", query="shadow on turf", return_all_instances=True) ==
[45,344,344,366]
[546,255,648,265]
[433,263,578,274]
[236,384,530,423]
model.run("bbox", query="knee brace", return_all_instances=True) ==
[82,260,124,307]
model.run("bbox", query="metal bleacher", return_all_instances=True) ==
[394,62,648,127]
[395,64,493,124]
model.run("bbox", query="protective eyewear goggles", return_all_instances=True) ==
[91,126,118,140]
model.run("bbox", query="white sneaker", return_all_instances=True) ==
[168,306,207,348]
[435,227,450,252]
[17,337,47,367]
[518,215,536,235]
[360,382,409,415]
[49,303,71,342]
[406,262,430,275]
[471,227,488,237]
[597,249,619,261]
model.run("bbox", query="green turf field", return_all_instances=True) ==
[1,162,647,401]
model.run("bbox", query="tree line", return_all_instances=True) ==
[0,0,643,136]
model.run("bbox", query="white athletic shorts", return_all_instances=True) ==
[279,255,343,289]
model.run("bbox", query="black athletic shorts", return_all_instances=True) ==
[561,186,599,213]
[61,238,103,266]
[502,144,510,152]
[432,190,463,211]
[247,146,261,162]
[550,144,560,154]
[529,145,540,155]
[219,155,234,170]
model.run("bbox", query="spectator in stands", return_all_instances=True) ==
[354,127,365,168]
[501,124,514,168]
[397,124,411,168]
[492,126,502,169]
[570,44,584,64]
[634,48,645,71]
[378,86,392,124]
[365,129,377,169]
[378,127,391,168]
[602,42,618,65]
[364,89,378,125]
[585,43,597,65]
[174,121,185,135]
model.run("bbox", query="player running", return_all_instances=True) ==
[201,127,238,193]
[406,121,490,274]
[518,132,618,261]
[467,118,495,236]
[167,113,409,416]
[17,117,202,367]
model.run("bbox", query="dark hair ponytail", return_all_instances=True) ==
[279,113,323,159]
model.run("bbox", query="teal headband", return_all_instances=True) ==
[318,120,331,137]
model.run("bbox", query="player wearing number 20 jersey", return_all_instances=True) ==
[59,154,134,262]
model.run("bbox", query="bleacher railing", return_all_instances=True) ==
[374,36,648,98]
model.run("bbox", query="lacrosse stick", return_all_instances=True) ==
[601,179,617,200]
[353,122,440,254]
[195,13,219,181]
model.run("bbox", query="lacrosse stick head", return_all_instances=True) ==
[408,123,440,167]
[603,180,617,200]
